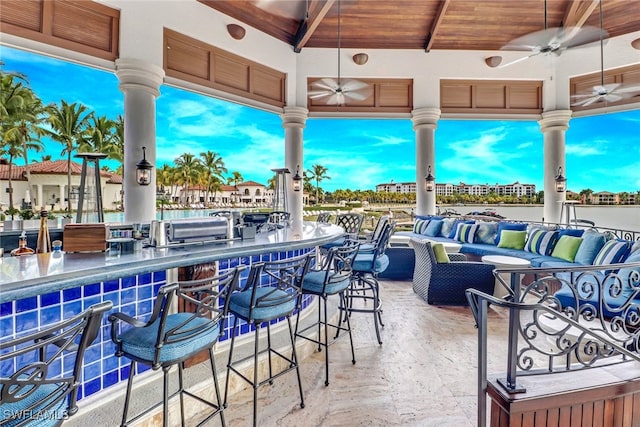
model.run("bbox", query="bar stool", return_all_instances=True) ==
[344,221,395,345]
[0,301,112,427]
[223,252,312,427]
[320,212,364,254]
[295,240,360,386]
[109,266,244,427]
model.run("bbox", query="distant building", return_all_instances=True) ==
[376,180,536,197]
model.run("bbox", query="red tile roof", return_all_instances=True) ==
[0,159,122,184]
[237,180,265,187]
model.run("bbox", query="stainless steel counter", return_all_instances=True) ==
[0,221,343,303]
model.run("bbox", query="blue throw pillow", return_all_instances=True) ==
[439,218,456,238]
[557,228,585,238]
[593,240,631,267]
[413,219,430,235]
[574,231,607,265]
[475,221,498,245]
[448,220,474,239]
[617,250,640,298]
[525,228,559,256]
[453,223,478,243]
[494,222,527,245]
[424,219,443,237]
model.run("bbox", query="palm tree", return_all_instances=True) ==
[78,114,117,157]
[200,151,227,206]
[36,154,52,162]
[44,100,93,213]
[306,164,330,204]
[0,69,46,212]
[174,153,203,204]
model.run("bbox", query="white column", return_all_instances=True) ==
[411,108,441,216]
[539,110,572,223]
[116,59,164,223]
[58,185,65,210]
[36,184,43,210]
[281,106,308,223]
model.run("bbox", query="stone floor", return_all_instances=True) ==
[217,279,512,427]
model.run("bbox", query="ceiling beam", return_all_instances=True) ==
[562,0,599,29]
[294,0,335,53]
[424,0,451,53]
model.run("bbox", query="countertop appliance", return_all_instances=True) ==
[150,217,231,247]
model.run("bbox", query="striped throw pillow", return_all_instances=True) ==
[525,228,559,256]
[413,219,430,235]
[454,223,478,243]
[593,240,631,266]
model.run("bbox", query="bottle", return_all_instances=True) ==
[11,231,35,256]
[36,207,51,254]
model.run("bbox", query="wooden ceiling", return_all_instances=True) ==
[199,0,639,52]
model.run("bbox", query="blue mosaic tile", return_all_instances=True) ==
[103,370,119,388]
[103,279,119,293]
[15,311,38,334]
[63,287,81,302]
[121,289,136,305]
[84,361,102,381]
[0,301,13,316]
[138,364,150,374]
[40,306,61,325]
[16,297,37,313]
[120,304,137,319]
[153,270,166,283]
[48,358,62,378]
[40,291,61,307]
[102,348,119,372]
[122,276,136,288]
[84,283,101,297]
[137,284,152,300]
[83,296,102,310]
[137,300,152,317]
[120,365,131,381]
[219,259,229,269]
[63,301,82,318]
[84,343,101,365]
[153,283,163,295]
[102,292,119,308]
[0,359,15,377]
[84,377,101,397]
[138,273,152,285]
[0,317,14,338]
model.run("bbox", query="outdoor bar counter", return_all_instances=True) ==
[0,220,343,401]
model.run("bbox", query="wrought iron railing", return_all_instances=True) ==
[466,259,640,427]
[521,219,640,242]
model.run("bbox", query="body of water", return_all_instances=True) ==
[103,205,640,232]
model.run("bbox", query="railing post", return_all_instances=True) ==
[498,272,525,393]
[477,297,488,427]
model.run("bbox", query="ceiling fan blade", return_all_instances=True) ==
[615,84,640,94]
[308,90,334,99]
[498,52,540,68]
[340,79,369,92]
[562,26,606,49]
[581,95,604,107]
[311,78,339,91]
[343,90,370,101]
[604,93,624,103]
[502,27,564,51]
[255,0,306,19]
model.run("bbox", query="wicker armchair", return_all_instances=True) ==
[409,237,495,305]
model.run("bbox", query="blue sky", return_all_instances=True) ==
[2,45,639,193]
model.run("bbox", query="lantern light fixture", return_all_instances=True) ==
[292,165,303,192]
[555,166,567,193]
[136,146,154,186]
[424,165,435,192]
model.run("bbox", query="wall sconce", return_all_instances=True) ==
[485,56,502,68]
[632,38,640,50]
[292,165,302,192]
[227,24,246,40]
[136,146,154,186]
[424,165,435,192]
[555,166,566,193]
[352,53,369,65]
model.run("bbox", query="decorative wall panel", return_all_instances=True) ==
[441,79,543,114]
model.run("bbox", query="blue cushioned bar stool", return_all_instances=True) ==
[223,252,312,427]
[295,240,360,386]
[109,266,244,427]
[343,222,395,345]
[0,301,112,427]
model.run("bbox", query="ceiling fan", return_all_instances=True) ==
[571,0,640,107]
[255,0,306,20]
[498,0,603,68]
[307,0,372,105]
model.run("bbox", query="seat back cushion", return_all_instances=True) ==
[551,235,583,262]
[574,231,607,265]
[494,222,527,245]
[413,218,430,235]
[432,243,450,263]
[593,239,631,266]
[475,221,498,245]
[453,223,478,244]
[424,219,443,237]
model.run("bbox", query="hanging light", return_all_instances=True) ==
[424,165,435,192]
[136,146,154,186]
[555,166,566,193]
[292,165,303,192]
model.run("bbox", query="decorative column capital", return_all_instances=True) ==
[411,107,441,130]
[116,58,165,97]
[281,106,309,129]
[539,110,572,132]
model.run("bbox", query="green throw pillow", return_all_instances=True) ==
[551,235,583,262]
[497,230,527,250]
[432,243,450,263]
